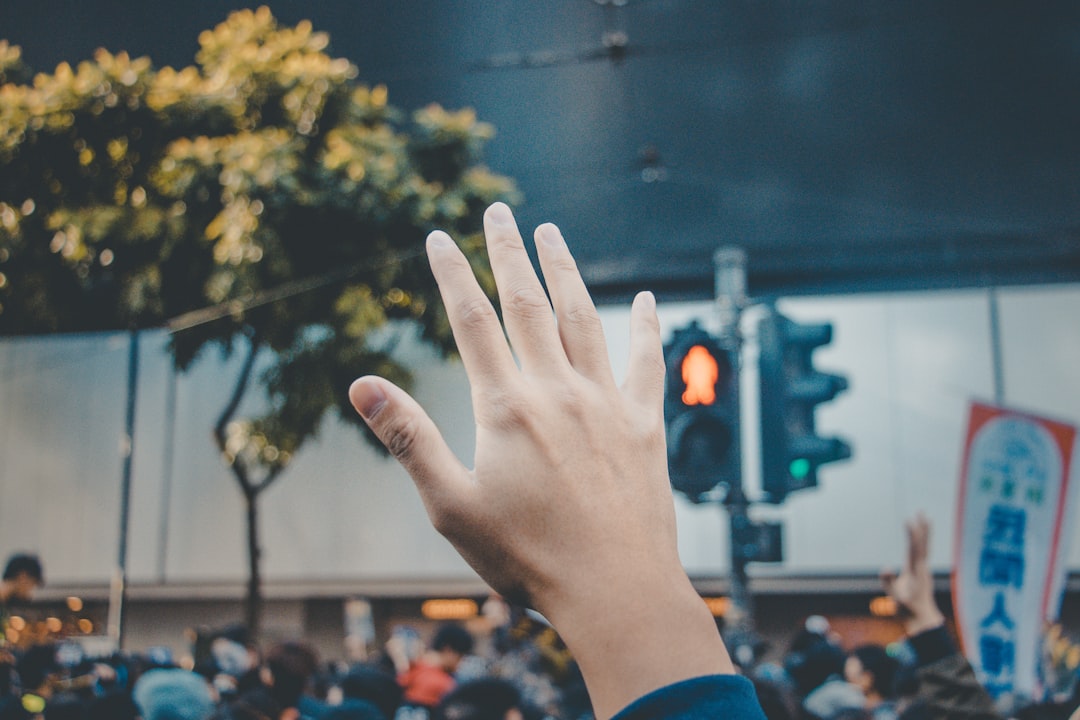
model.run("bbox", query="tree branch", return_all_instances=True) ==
[254,465,285,497]
[213,328,261,494]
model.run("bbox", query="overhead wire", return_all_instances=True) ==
[0,243,431,381]
[164,245,428,334]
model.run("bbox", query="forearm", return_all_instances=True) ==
[542,567,734,720]
[905,626,1001,720]
[904,603,946,637]
[907,624,954,666]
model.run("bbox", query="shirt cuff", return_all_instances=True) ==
[612,674,765,720]
[906,625,956,666]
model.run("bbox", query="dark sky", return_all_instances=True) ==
[4,1,1080,299]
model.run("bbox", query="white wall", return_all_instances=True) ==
[1,284,1078,589]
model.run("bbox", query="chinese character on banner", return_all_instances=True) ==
[978,505,1026,588]
[954,402,1079,700]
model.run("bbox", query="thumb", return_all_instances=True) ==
[349,376,472,512]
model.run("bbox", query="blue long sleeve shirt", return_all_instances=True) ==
[612,674,766,720]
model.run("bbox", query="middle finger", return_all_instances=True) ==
[483,203,568,375]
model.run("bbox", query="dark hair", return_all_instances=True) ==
[3,554,43,583]
[851,645,899,699]
[786,638,846,697]
[17,644,59,690]
[211,690,283,720]
[433,679,521,720]
[431,623,473,656]
[265,642,319,709]
[831,710,873,720]
[322,700,386,720]
[43,693,85,720]
[85,690,139,720]
[890,657,922,699]
[215,623,252,647]
[341,665,403,719]
[753,678,797,720]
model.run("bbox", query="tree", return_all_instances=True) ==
[0,7,518,635]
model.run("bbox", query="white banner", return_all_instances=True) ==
[953,402,1079,699]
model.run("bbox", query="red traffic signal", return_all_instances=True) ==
[681,345,720,406]
[664,321,740,502]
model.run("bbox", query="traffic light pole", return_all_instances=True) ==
[712,248,756,639]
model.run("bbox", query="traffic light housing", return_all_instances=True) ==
[758,308,851,503]
[664,321,741,502]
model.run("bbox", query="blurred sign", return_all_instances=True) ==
[953,402,1079,699]
[344,598,375,662]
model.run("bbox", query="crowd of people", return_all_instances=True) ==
[0,517,1063,720]
[1,204,1073,720]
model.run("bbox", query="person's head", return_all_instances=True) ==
[2,554,43,602]
[430,624,473,673]
[16,643,59,692]
[845,645,899,702]
[433,679,523,720]
[752,678,797,720]
[263,641,319,710]
[132,668,215,720]
[209,689,282,720]
[322,699,385,720]
[340,665,402,720]
[786,637,846,697]
[85,690,140,720]
[44,694,85,720]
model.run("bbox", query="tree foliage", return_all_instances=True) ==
[0,7,518,632]
[0,6,518,468]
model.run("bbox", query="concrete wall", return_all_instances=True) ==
[2,284,1078,592]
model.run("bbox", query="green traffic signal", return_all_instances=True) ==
[789,457,811,480]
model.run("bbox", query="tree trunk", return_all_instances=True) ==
[244,489,262,635]
[212,331,265,638]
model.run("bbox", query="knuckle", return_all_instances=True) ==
[381,414,420,462]
[456,296,497,328]
[505,285,551,320]
[547,383,597,425]
[548,253,579,275]
[478,388,530,430]
[561,303,603,336]
[553,384,587,414]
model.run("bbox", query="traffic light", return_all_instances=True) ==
[664,320,740,502]
[758,308,851,503]
[731,516,784,563]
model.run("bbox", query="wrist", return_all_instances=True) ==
[541,566,734,720]
[906,623,956,666]
[903,607,946,636]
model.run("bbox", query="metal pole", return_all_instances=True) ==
[988,286,1006,405]
[108,329,139,649]
[713,247,754,634]
[157,363,178,582]
[725,487,755,635]
[713,248,747,343]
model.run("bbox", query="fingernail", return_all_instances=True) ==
[427,230,453,249]
[537,223,564,247]
[350,378,387,420]
[638,290,656,311]
[486,202,514,225]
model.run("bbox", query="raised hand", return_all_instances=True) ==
[881,513,947,635]
[349,203,732,718]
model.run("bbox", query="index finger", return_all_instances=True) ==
[907,514,930,570]
[427,230,518,391]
